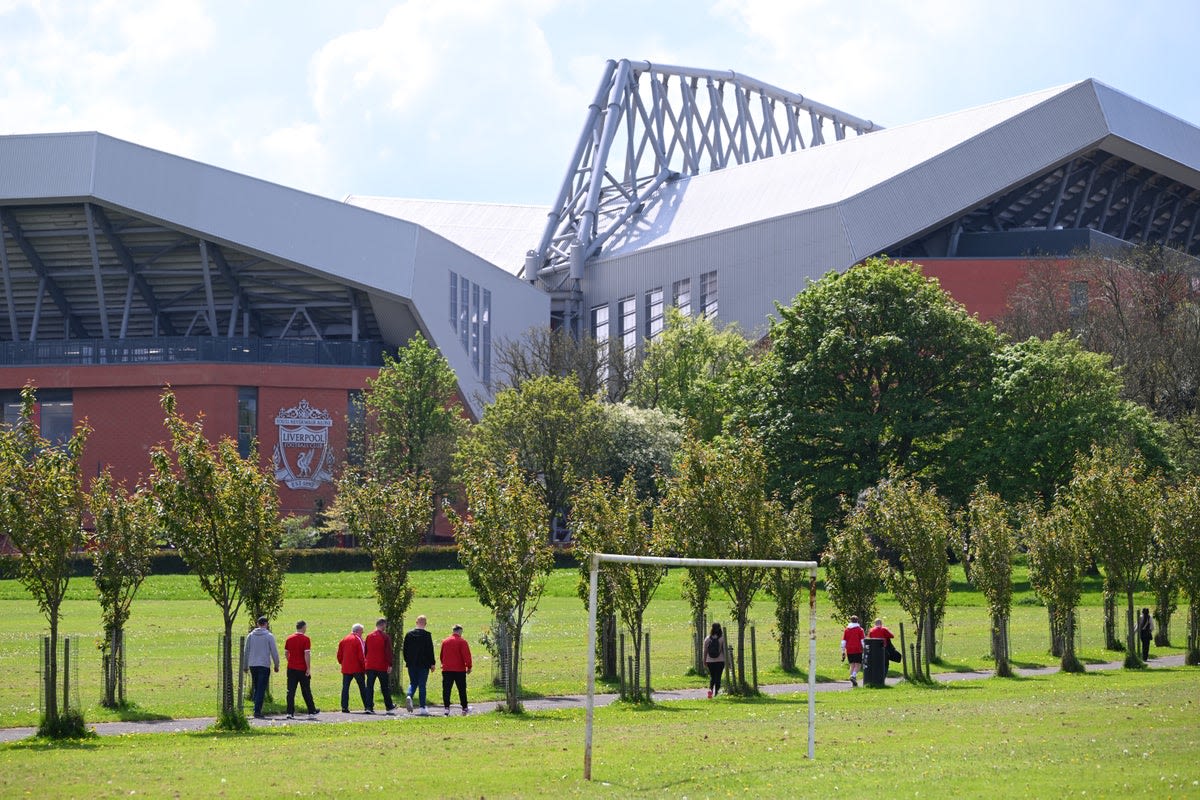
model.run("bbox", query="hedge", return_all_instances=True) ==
[0,544,580,580]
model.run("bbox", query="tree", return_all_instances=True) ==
[658,431,790,694]
[1064,447,1160,667]
[149,390,285,726]
[88,470,159,708]
[823,512,882,629]
[750,258,998,534]
[597,403,682,501]
[361,334,467,536]
[1146,552,1179,648]
[975,333,1169,507]
[965,485,1016,677]
[455,374,606,538]
[329,470,430,692]
[448,455,554,712]
[860,476,952,683]
[572,472,668,700]
[493,325,617,400]
[1024,500,1088,673]
[0,386,90,737]
[765,499,814,672]
[630,308,751,440]
[1156,477,1200,665]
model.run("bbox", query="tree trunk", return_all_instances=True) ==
[992,612,1012,678]
[778,592,797,672]
[601,613,617,680]
[913,618,925,683]
[1188,602,1200,667]
[221,617,236,716]
[390,621,404,694]
[1124,590,1140,667]
[507,629,521,712]
[103,625,120,708]
[1048,603,1064,657]
[1103,583,1122,651]
[45,618,59,726]
[630,622,643,702]
[733,606,750,695]
[1060,607,1084,672]
[692,607,707,675]
[923,609,938,665]
[1153,582,1174,647]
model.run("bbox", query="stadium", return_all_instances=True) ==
[2,58,1199,516]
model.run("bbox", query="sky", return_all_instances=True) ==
[2,0,1199,206]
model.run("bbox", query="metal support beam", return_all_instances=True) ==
[197,241,219,336]
[0,207,88,339]
[91,205,177,335]
[84,204,111,339]
[0,226,20,341]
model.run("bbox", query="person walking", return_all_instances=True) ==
[364,618,397,715]
[841,615,866,687]
[403,614,437,715]
[703,622,726,698]
[283,620,319,718]
[439,624,473,716]
[243,616,280,719]
[1138,608,1154,661]
[336,623,370,714]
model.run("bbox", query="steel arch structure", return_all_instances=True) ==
[527,59,880,331]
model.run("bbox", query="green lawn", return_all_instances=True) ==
[0,668,1197,798]
[0,565,1186,728]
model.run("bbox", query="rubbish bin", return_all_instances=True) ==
[863,637,887,687]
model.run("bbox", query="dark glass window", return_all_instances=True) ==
[237,387,258,459]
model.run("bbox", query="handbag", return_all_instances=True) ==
[886,640,902,663]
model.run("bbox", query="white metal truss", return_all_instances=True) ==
[527,58,881,326]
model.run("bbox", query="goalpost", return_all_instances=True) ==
[583,553,820,780]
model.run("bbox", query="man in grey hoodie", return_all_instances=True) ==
[244,615,280,719]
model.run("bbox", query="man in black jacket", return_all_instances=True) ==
[402,614,437,715]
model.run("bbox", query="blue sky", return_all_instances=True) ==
[3,0,1198,205]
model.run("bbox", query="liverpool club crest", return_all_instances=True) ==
[272,400,335,490]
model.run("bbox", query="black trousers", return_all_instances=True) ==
[442,670,468,709]
[366,669,395,711]
[286,668,317,714]
[706,661,725,694]
[1140,634,1152,661]
[341,672,368,711]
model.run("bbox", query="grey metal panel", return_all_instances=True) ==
[0,132,98,201]
[1095,81,1200,185]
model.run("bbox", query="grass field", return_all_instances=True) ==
[0,564,1187,728]
[0,668,1197,798]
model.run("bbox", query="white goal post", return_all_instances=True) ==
[583,553,820,780]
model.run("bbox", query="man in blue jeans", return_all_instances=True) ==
[243,616,280,719]
[402,615,437,715]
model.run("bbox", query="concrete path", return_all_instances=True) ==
[0,654,1186,743]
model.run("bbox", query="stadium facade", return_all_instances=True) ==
[3,59,1199,518]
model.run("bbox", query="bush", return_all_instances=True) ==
[37,709,92,739]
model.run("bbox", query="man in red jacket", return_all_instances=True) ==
[364,617,397,715]
[336,623,369,713]
[439,624,473,716]
[841,615,867,687]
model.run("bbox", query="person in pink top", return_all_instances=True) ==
[841,615,867,687]
[439,624,473,716]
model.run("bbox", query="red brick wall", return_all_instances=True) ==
[912,257,1052,321]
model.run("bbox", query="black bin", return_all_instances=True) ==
[862,637,887,687]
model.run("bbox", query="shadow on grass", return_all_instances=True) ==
[3,737,101,751]
[109,703,172,723]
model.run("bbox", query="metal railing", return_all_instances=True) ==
[0,336,385,368]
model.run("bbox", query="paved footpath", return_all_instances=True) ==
[0,654,1185,743]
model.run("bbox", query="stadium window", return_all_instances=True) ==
[619,296,637,354]
[0,389,73,443]
[449,271,459,332]
[459,275,470,353]
[646,288,664,340]
[471,283,481,374]
[591,303,610,341]
[482,289,492,386]
[699,271,718,319]
[237,387,258,459]
[673,278,691,317]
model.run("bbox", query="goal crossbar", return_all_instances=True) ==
[584,553,820,780]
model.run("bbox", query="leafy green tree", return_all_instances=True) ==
[330,470,430,692]
[630,308,751,440]
[597,403,682,501]
[965,485,1016,677]
[455,374,606,538]
[750,258,998,534]
[448,455,554,712]
[1156,477,1200,664]
[859,476,952,682]
[1147,553,1179,648]
[658,431,789,694]
[149,390,284,726]
[822,518,881,631]
[0,386,90,737]
[680,569,712,675]
[572,472,669,700]
[1064,447,1160,667]
[765,499,814,672]
[1024,500,1088,673]
[88,470,159,707]
[976,333,1169,507]
[362,334,467,524]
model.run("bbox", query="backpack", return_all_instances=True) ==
[707,635,722,659]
